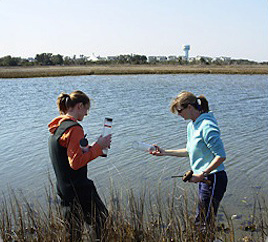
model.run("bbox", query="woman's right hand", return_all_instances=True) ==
[150,145,165,156]
[97,134,112,149]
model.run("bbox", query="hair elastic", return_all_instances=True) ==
[65,95,70,107]
[196,98,202,111]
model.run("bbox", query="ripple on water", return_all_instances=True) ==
[0,74,267,215]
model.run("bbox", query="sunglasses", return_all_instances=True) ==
[177,108,185,114]
[177,104,188,114]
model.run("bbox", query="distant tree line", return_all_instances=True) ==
[0,53,148,66]
[0,53,267,67]
[0,53,65,67]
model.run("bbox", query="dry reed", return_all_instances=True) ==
[0,182,267,241]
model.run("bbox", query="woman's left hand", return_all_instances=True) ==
[189,174,204,183]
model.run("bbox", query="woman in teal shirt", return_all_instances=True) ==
[151,91,228,232]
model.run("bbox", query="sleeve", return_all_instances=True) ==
[186,123,191,153]
[60,126,103,170]
[202,123,226,158]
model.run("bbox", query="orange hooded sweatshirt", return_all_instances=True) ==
[48,115,103,170]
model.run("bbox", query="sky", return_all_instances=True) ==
[0,0,267,62]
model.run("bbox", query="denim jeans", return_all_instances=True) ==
[195,170,228,227]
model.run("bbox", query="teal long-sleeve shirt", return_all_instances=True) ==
[186,112,226,174]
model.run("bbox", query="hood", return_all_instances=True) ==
[48,115,77,134]
[194,111,218,126]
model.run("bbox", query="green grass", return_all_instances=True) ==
[0,182,267,241]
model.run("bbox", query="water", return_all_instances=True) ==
[0,74,267,219]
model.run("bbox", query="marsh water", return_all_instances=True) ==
[0,74,267,223]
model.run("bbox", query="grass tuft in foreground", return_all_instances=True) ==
[0,183,268,241]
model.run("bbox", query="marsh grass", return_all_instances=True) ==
[0,65,267,78]
[0,182,267,241]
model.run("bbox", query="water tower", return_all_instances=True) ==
[183,45,190,61]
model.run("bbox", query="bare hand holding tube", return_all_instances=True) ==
[97,134,112,149]
[150,145,165,156]
[151,146,188,157]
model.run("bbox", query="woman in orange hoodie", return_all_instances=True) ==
[48,90,111,241]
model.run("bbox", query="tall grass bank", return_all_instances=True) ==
[1,183,268,241]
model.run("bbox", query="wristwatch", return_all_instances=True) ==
[202,171,209,177]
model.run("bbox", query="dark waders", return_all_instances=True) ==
[49,120,108,241]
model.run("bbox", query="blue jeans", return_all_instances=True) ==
[195,170,228,227]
